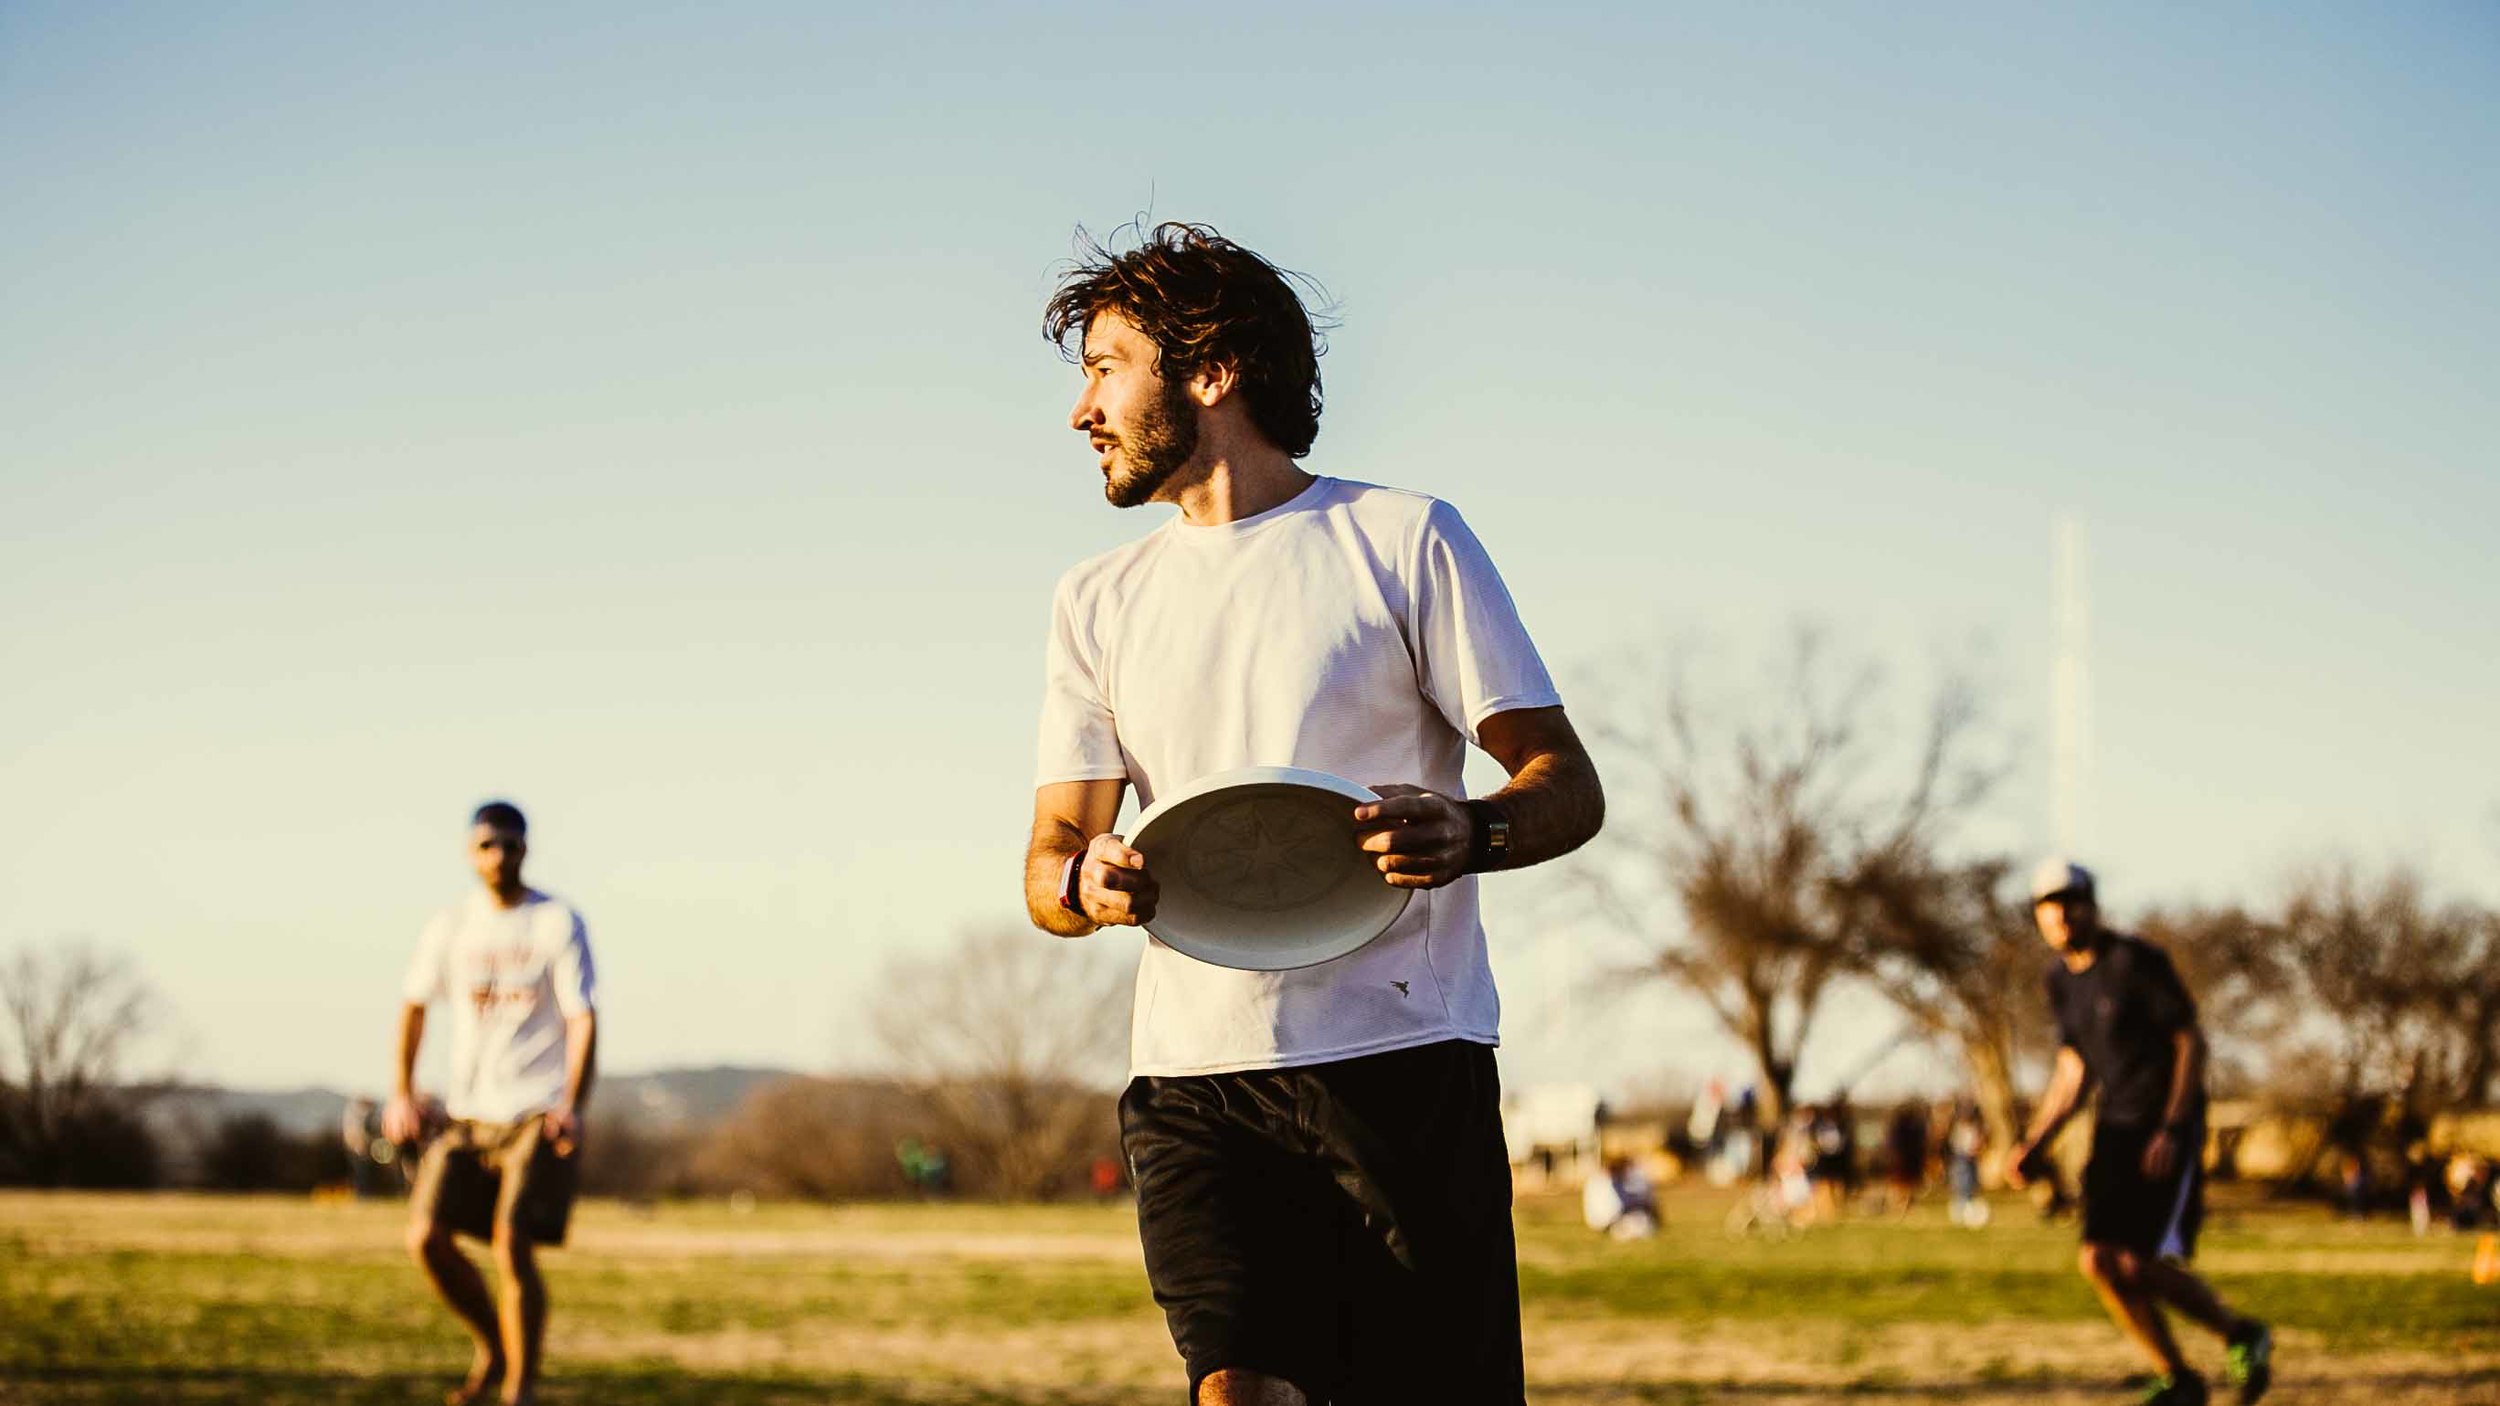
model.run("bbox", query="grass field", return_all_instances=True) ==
[3,1183,2494,1404]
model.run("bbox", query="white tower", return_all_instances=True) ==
[2052,514,2090,854]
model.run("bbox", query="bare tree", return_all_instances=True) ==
[1846,855,2046,1153]
[2450,907,2500,1109]
[2134,902,2291,1100]
[0,941,166,1185]
[2276,866,2495,1113]
[871,925,1130,1199]
[1582,629,1998,1125]
[691,1075,925,1200]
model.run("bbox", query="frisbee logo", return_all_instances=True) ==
[1179,799,1344,912]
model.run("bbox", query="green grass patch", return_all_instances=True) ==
[3,1187,2495,1405]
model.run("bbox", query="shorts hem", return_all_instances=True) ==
[1186,1359,1326,1405]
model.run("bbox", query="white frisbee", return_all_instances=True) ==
[1128,765,1413,971]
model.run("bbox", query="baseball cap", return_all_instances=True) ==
[2029,857,2096,905]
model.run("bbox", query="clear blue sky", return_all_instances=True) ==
[5,2,2494,1098]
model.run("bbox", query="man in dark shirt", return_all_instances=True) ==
[2005,860,2273,1406]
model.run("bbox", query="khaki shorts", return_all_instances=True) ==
[409,1117,578,1247]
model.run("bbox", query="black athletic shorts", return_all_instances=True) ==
[408,1116,578,1247]
[1119,1039,1523,1405]
[2081,1121,2203,1260]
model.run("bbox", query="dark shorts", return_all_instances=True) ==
[409,1117,578,1247]
[2082,1122,2202,1260]
[1119,1039,1522,1405]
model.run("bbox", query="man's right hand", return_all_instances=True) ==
[2000,1141,2034,1190]
[381,1092,426,1146]
[1079,832,1158,927]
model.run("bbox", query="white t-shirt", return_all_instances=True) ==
[1035,476,1561,1077]
[401,888,597,1123]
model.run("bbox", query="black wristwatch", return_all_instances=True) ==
[1463,798,1512,873]
[1058,853,1086,916]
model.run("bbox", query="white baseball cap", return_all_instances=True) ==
[2029,857,2097,904]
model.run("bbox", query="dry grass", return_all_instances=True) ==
[2,1184,2494,1404]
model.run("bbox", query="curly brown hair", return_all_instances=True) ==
[1043,222,1330,458]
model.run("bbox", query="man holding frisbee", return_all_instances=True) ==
[383,800,598,1406]
[1024,223,1604,1405]
[2004,859,2273,1405]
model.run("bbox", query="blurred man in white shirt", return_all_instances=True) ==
[383,800,596,1406]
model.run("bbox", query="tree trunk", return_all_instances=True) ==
[2458,996,2499,1109]
[1965,1037,2021,1167]
[1748,1016,1793,1128]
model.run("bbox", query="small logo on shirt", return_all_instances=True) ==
[1390,980,1411,999]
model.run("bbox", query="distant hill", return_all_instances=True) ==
[145,1065,796,1140]
[604,1066,794,1130]
[147,1084,358,1140]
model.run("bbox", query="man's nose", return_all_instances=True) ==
[1069,389,1099,432]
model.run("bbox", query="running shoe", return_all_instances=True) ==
[2140,1372,2210,1405]
[2225,1320,2274,1403]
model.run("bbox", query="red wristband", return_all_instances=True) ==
[1058,854,1084,915]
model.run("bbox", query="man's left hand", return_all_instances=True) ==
[542,1105,582,1158]
[2140,1129,2180,1180]
[1354,784,1471,889]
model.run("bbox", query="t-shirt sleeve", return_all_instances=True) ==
[2136,942,2197,1034]
[551,909,597,1017]
[1409,499,1563,743]
[1033,572,1129,787]
[400,915,449,1006]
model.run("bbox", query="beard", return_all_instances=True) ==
[1101,377,1200,508]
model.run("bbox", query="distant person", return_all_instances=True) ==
[1689,1078,1726,1157]
[1768,1115,1816,1226]
[1944,1100,1989,1228]
[1023,223,1604,1405]
[2405,1147,2436,1237]
[1806,1103,1849,1223]
[1582,1155,1657,1240]
[2448,1156,2496,1232]
[1726,1084,1761,1181]
[341,1096,378,1197]
[896,1137,932,1196]
[2340,1149,2370,1220]
[2003,860,2271,1406]
[1883,1101,1929,1217]
[382,800,598,1406]
[1832,1095,1863,1205]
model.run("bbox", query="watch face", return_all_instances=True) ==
[1477,815,1510,870]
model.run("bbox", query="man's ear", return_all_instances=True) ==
[1187,360,1238,409]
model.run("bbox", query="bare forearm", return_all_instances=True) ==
[392,1005,425,1098]
[2161,1029,2203,1127]
[1025,819,1096,936]
[2021,1097,2074,1151]
[560,1012,597,1112]
[1027,780,1129,937]
[2022,1056,2086,1148]
[1482,747,1604,871]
